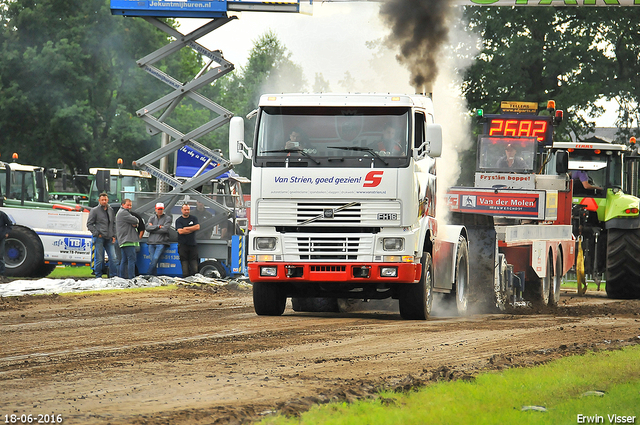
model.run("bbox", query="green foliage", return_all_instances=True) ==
[0,1,304,186]
[461,7,640,143]
[0,0,179,172]
[259,346,640,425]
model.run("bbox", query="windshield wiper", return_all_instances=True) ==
[262,148,320,165]
[327,146,389,166]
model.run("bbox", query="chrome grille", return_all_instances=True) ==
[257,200,401,227]
[283,234,374,261]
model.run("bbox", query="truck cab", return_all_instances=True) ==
[230,93,467,320]
[88,167,153,207]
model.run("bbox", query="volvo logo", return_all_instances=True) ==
[323,208,334,218]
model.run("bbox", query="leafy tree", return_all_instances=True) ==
[201,30,306,178]
[313,73,331,93]
[0,0,194,174]
[461,7,640,143]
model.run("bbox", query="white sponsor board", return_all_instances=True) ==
[260,168,397,199]
[475,173,536,190]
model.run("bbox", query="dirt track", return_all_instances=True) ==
[1,284,639,425]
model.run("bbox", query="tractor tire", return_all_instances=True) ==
[198,260,227,279]
[252,281,286,316]
[4,226,44,277]
[399,252,433,320]
[605,228,640,299]
[291,297,339,312]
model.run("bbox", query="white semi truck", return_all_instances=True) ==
[229,93,469,319]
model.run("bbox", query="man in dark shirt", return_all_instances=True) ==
[175,204,200,277]
[0,209,13,281]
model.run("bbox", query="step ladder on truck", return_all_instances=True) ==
[447,101,576,310]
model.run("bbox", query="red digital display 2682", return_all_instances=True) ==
[488,118,551,143]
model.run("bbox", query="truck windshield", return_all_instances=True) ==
[255,106,411,168]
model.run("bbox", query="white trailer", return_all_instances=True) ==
[0,207,92,277]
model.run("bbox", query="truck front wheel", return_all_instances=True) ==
[399,252,433,320]
[253,281,286,316]
[4,226,44,277]
[606,228,640,299]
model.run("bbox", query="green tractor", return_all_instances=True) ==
[548,140,640,298]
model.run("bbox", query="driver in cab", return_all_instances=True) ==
[377,125,403,156]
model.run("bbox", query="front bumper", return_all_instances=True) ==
[248,262,421,283]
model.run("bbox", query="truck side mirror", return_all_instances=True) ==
[556,150,568,174]
[96,170,111,192]
[229,117,245,165]
[426,124,442,158]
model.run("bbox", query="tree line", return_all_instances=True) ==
[1,1,639,184]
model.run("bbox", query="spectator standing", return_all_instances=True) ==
[0,209,13,282]
[175,204,200,277]
[191,200,213,222]
[116,198,140,279]
[86,192,118,278]
[145,202,172,275]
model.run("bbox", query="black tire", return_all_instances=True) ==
[4,226,44,277]
[549,251,562,306]
[32,262,57,278]
[454,236,469,316]
[524,253,551,307]
[291,297,339,312]
[606,228,640,299]
[198,260,227,279]
[399,252,433,320]
[253,281,286,316]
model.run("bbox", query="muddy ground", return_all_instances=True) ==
[1,284,639,424]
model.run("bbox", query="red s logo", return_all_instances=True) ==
[363,171,383,187]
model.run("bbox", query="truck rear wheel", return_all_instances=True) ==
[549,251,562,306]
[454,236,469,315]
[605,228,640,298]
[4,226,44,277]
[524,253,551,307]
[253,281,286,316]
[399,252,433,320]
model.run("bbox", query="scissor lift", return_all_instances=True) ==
[110,0,310,275]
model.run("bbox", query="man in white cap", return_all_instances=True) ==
[145,202,173,275]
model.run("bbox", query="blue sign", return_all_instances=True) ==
[111,0,229,18]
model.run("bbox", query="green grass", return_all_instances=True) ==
[260,346,640,425]
[48,265,94,279]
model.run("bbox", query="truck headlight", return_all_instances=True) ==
[383,238,404,251]
[255,237,277,251]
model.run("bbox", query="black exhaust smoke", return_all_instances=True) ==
[379,0,454,94]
